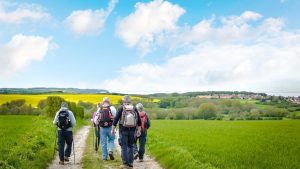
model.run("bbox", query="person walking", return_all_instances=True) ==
[133,103,151,162]
[53,102,76,165]
[94,97,116,161]
[111,95,142,168]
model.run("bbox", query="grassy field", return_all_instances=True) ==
[0,94,131,107]
[0,115,86,169]
[148,120,300,169]
[82,127,122,169]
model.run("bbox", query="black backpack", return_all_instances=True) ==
[98,106,113,128]
[57,110,71,130]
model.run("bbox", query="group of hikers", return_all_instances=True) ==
[52,95,151,168]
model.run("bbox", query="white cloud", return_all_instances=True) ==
[101,11,300,93]
[116,0,185,56]
[0,1,50,24]
[65,0,117,36]
[0,34,53,78]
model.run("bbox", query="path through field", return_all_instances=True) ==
[48,126,91,169]
[115,132,162,169]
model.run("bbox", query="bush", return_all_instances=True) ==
[198,103,217,120]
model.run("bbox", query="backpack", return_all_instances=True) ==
[139,111,148,130]
[121,104,137,128]
[57,110,71,130]
[98,106,113,128]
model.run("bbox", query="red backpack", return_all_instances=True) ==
[139,111,147,130]
[98,106,113,128]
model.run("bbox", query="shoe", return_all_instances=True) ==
[134,153,138,160]
[64,156,69,162]
[103,158,108,161]
[128,163,133,168]
[139,159,144,162]
[108,151,115,160]
[59,161,64,165]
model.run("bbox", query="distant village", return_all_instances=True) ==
[198,93,300,104]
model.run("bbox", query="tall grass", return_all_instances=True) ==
[148,120,300,169]
[0,115,86,169]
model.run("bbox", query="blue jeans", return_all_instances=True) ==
[133,131,147,160]
[100,126,115,160]
[121,127,135,164]
[58,130,73,161]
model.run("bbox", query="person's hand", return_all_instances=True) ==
[111,127,116,135]
[136,126,141,137]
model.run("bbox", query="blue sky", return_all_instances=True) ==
[0,0,300,94]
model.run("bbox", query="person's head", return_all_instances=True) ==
[122,95,131,104]
[136,103,143,112]
[61,102,67,108]
[97,102,101,109]
[102,97,110,107]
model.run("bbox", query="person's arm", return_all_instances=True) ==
[53,111,59,125]
[135,108,141,127]
[146,114,151,129]
[94,111,100,125]
[69,111,76,127]
[110,106,117,117]
[111,107,123,135]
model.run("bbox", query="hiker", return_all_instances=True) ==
[91,103,101,152]
[111,95,142,168]
[94,97,116,161]
[133,103,151,162]
[53,102,76,165]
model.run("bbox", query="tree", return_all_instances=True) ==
[198,103,217,120]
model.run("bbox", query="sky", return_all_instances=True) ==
[0,0,300,94]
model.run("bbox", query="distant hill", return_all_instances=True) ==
[0,88,109,94]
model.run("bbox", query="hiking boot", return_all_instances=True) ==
[139,158,144,162]
[59,161,64,165]
[64,156,69,162]
[128,163,133,168]
[108,151,114,160]
[134,152,138,160]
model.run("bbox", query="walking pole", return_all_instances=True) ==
[53,127,57,159]
[73,135,75,165]
[92,124,95,150]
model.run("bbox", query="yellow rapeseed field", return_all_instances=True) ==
[0,94,133,106]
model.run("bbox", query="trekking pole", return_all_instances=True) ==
[73,135,75,165]
[53,127,58,159]
[92,125,95,150]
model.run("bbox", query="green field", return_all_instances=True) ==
[148,120,300,169]
[0,94,130,107]
[0,115,86,169]
[0,115,55,168]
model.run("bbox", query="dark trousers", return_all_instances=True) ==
[58,130,73,161]
[121,127,135,164]
[95,126,100,151]
[134,131,147,160]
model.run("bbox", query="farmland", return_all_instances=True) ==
[0,94,131,107]
[148,120,300,169]
[0,115,86,169]
[0,115,55,168]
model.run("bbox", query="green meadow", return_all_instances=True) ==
[148,120,300,169]
[0,115,86,169]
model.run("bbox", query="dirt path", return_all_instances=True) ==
[47,126,91,169]
[115,132,163,169]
